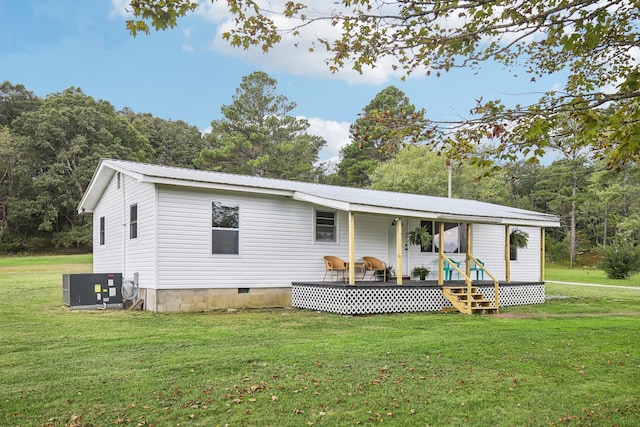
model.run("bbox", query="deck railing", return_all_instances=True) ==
[466,253,500,311]
[440,253,500,312]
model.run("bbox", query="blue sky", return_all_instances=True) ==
[0,0,565,162]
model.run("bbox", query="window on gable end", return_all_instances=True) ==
[99,216,105,245]
[130,204,138,239]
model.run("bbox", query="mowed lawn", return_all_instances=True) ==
[1,256,639,426]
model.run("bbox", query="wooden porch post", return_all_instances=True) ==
[465,223,472,278]
[540,228,546,281]
[396,218,403,285]
[348,211,355,285]
[438,222,445,285]
[505,225,511,283]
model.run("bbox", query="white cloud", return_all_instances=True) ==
[302,117,352,163]
[194,0,234,23]
[202,1,417,85]
[109,0,131,18]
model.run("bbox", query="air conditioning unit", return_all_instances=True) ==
[62,273,123,310]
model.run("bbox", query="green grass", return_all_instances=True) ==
[1,255,639,426]
[546,262,640,287]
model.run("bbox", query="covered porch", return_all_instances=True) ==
[311,215,550,315]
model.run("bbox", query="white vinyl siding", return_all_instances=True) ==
[155,187,388,289]
[93,173,123,273]
[470,224,507,280]
[508,226,541,281]
[122,174,157,290]
[93,172,156,285]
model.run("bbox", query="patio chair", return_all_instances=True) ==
[363,256,387,282]
[443,259,460,280]
[323,256,348,282]
[469,258,485,280]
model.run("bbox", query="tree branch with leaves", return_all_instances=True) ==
[126,0,640,167]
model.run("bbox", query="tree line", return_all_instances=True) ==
[1,76,639,265]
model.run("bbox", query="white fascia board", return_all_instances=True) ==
[293,192,351,211]
[349,204,440,219]
[144,176,294,197]
[77,162,115,214]
[349,204,560,228]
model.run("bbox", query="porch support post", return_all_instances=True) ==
[540,228,546,281]
[396,218,403,285]
[348,211,356,285]
[505,225,511,283]
[438,222,445,285]
[465,223,472,278]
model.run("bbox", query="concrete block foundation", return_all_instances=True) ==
[141,288,291,313]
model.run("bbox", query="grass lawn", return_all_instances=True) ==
[546,262,640,287]
[1,255,639,426]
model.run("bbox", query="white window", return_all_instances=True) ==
[212,202,239,254]
[99,216,105,245]
[421,221,467,253]
[315,211,336,242]
[129,204,138,239]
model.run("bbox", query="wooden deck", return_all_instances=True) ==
[291,280,546,315]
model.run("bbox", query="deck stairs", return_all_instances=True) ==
[441,285,498,315]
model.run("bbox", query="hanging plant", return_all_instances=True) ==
[510,229,529,249]
[408,225,432,250]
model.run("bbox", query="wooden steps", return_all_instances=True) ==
[441,286,497,315]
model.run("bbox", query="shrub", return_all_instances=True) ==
[545,236,569,262]
[597,241,640,279]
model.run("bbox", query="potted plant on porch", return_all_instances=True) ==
[411,265,431,280]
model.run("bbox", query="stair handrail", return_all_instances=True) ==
[441,253,472,287]
[466,254,500,312]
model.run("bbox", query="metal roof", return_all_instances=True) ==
[78,159,561,227]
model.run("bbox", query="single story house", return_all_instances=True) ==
[78,159,560,314]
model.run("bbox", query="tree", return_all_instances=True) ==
[122,110,206,167]
[0,81,41,127]
[334,86,428,187]
[6,88,153,251]
[126,1,640,168]
[368,145,510,204]
[194,71,326,181]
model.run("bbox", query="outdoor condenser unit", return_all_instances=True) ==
[62,273,123,310]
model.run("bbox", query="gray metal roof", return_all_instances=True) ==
[79,159,561,227]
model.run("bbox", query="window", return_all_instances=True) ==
[212,201,239,254]
[510,246,518,261]
[99,216,105,245]
[420,221,467,253]
[129,204,138,239]
[315,211,336,242]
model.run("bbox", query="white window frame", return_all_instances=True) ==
[129,204,138,240]
[211,201,240,255]
[99,216,105,245]
[315,209,338,243]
